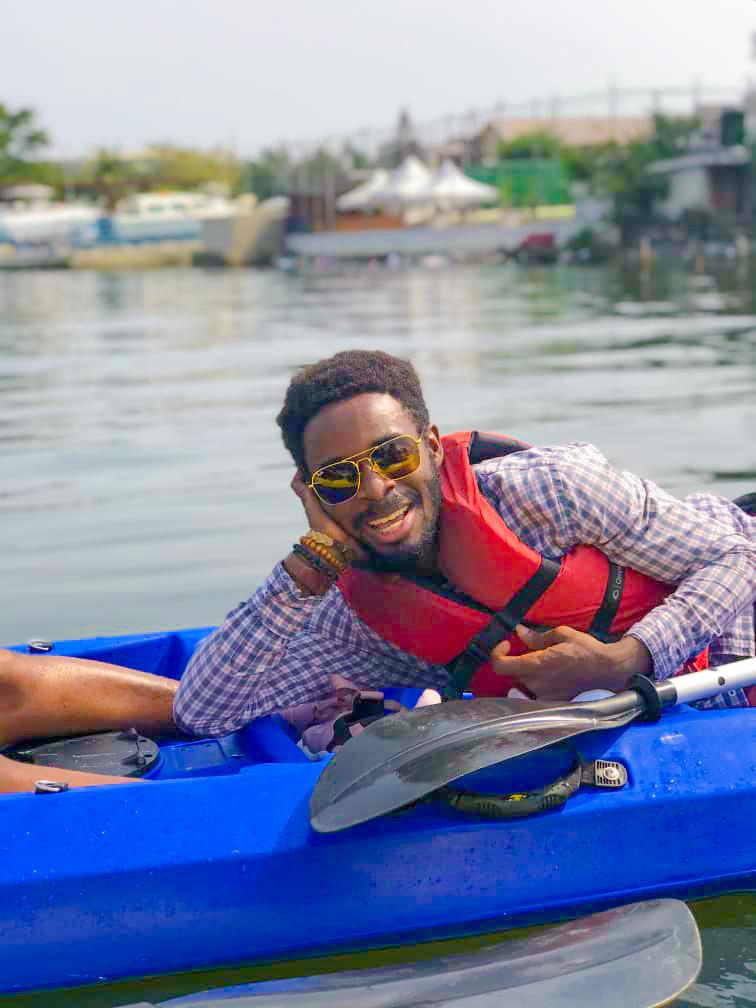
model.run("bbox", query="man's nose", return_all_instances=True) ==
[357,458,396,500]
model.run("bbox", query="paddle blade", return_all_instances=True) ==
[310,696,639,833]
[132,899,701,1008]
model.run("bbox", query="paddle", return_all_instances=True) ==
[310,656,756,833]
[122,899,701,1008]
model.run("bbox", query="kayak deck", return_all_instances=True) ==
[2,628,755,994]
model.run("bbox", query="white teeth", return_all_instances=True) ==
[367,505,409,528]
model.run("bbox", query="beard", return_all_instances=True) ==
[354,460,443,575]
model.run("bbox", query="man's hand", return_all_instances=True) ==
[291,471,367,564]
[491,624,652,701]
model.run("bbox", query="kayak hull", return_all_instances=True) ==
[2,628,755,994]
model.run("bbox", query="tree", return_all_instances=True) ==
[146,145,241,193]
[0,102,61,187]
[239,146,294,201]
[591,114,700,240]
[88,148,136,209]
[490,116,701,237]
[496,130,563,161]
[67,144,243,207]
[342,142,371,171]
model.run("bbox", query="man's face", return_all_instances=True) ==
[303,393,444,573]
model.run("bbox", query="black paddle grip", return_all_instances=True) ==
[628,673,673,722]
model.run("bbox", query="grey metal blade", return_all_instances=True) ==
[311,694,641,833]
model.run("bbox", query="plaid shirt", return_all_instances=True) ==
[174,443,756,735]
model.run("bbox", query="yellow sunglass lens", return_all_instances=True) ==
[310,435,422,505]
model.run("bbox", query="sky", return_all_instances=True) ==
[3,0,756,159]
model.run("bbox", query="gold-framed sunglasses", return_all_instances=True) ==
[308,434,423,506]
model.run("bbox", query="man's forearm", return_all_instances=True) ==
[627,546,755,680]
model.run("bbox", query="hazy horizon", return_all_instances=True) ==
[3,0,756,159]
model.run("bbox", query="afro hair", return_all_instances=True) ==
[277,349,430,473]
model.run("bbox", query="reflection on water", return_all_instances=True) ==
[0,262,755,1005]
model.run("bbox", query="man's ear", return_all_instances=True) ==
[426,424,443,466]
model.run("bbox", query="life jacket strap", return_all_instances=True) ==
[587,562,625,642]
[467,431,531,463]
[445,556,561,698]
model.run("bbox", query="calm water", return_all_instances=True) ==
[0,262,755,1006]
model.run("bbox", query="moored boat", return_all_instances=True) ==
[2,627,755,994]
[102,190,235,243]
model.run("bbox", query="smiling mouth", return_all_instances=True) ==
[365,502,412,531]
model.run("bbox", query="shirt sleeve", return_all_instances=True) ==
[477,443,756,680]
[173,562,446,736]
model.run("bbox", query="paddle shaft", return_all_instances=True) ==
[664,656,756,705]
[584,656,756,723]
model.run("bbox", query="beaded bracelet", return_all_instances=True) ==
[300,534,347,573]
[284,551,331,596]
[304,530,354,565]
[302,530,353,562]
[292,542,340,582]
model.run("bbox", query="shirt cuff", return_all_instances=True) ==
[266,561,329,607]
[626,613,682,681]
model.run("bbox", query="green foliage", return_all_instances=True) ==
[66,144,242,208]
[146,145,241,192]
[240,145,348,199]
[239,147,293,200]
[468,159,570,207]
[342,143,370,171]
[0,102,62,187]
[496,131,563,161]
[591,114,700,236]
[489,115,701,230]
[78,148,137,209]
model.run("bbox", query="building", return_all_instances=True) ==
[471,116,654,163]
[646,146,751,225]
[646,107,751,226]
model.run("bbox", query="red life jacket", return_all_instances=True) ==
[337,431,708,697]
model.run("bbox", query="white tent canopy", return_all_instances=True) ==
[415,160,498,208]
[365,156,433,209]
[336,170,390,211]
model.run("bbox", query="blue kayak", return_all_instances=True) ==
[3,627,755,995]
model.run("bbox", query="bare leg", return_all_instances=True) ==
[0,649,178,748]
[0,649,179,793]
[0,753,139,793]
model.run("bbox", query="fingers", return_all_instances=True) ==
[289,469,367,563]
[490,640,511,661]
[291,470,311,503]
[291,470,328,526]
[515,624,548,650]
[516,624,579,649]
[491,626,553,664]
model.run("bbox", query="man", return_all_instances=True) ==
[174,350,756,738]
[0,648,177,792]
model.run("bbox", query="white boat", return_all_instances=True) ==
[0,203,100,246]
[104,190,235,243]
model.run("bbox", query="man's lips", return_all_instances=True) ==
[365,502,412,529]
[358,496,418,545]
[360,494,417,529]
